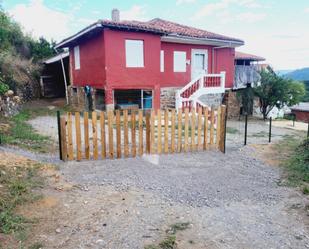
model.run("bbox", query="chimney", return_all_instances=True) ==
[111,9,120,22]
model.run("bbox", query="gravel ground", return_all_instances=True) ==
[16,115,309,248]
[59,146,309,248]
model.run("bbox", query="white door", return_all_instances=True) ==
[191,49,208,80]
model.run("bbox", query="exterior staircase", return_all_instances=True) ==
[176,72,226,110]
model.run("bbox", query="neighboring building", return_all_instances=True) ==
[55,9,244,111]
[291,102,309,122]
[226,51,266,118]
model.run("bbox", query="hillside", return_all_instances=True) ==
[284,67,309,81]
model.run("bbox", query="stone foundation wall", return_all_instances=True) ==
[226,91,241,119]
[0,90,21,117]
[160,87,179,109]
[198,93,223,108]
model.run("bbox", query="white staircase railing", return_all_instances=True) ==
[176,71,226,110]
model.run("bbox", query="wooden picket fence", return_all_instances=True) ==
[58,106,227,161]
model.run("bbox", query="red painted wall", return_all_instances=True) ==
[215,48,235,89]
[71,32,106,88]
[70,29,236,108]
[160,42,214,87]
[104,29,161,88]
[292,110,309,122]
[103,29,161,108]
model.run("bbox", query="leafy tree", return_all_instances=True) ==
[0,6,56,99]
[254,69,306,120]
[28,37,56,62]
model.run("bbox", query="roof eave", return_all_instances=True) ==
[161,35,244,47]
[55,23,103,49]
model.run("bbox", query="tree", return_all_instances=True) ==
[254,69,305,120]
[0,6,56,99]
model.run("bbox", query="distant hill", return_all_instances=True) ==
[283,67,309,81]
[276,70,293,76]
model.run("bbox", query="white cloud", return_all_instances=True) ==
[121,5,147,21]
[9,0,72,41]
[194,0,264,21]
[176,0,196,5]
[304,7,309,13]
[236,12,266,22]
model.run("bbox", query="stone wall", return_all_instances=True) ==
[68,86,100,111]
[160,87,179,109]
[225,91,241,119]
[0,90,21,117]
[198,93,223,108]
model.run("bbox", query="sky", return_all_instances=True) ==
[2,0,309,70]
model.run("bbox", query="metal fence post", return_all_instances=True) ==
[269,117,272,143]
[57,110,63,160]
[244,114,248,146]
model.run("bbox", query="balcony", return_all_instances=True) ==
[234,65,261,89]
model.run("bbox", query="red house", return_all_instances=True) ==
[56,9,244,111]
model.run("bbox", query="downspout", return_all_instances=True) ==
[54,48,69,105]
[212,42,232,73]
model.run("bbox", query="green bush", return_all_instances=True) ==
[0,82,9,95]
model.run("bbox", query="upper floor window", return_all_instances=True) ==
[125,40,144,68]
[74,46,80,70]
[160,50,164,72]
[173,51,186,72]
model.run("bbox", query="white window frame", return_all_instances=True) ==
[74,46,80,70]
[173,51,186,72]
[125,39,144,68]
[160,50,164,72]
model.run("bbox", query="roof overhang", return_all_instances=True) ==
[161,35,244,47]
[44,51,69,64]
[55,22,103,49]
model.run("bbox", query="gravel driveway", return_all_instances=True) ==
[58,146,309,249]
[24,115,309,248]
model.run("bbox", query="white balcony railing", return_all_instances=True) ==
[176,72,226,110]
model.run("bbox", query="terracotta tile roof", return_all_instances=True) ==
[57,18,243,48]
[235,51,265,61]
[146,18,243,43]
[100,18,243,43]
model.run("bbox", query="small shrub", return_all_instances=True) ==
[0,82,9,95]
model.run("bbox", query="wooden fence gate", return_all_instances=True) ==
[58,106,227,161]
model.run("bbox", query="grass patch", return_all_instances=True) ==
[0,107,59,153]
[145,222,190,249]
[274,136,309,189]
[226,127,239,134]
[0,163,44,236]
[250,131,268,137]
[0,160,45,248]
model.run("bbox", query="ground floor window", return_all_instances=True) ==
[114,89,153,110]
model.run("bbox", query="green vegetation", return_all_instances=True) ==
[144,222,191,249]
[0,162,43,238]
[0,107,55,153]
[275,136,309,190]
[302,80,309,102]
[254,68,306,120]
[0,4,56,99]
[226,127,239,134]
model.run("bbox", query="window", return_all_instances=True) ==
[74,46,80,70]
[173,51,186,72]
[160,50,164,72]
[125,40,144,67]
